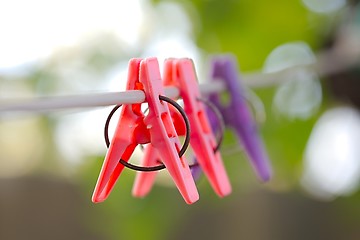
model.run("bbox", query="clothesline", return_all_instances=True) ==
[0,48,358,113]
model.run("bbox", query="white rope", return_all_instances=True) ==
[0,48,358,113]
[0,82,226,113]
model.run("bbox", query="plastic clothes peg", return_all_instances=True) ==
[132,59,232,198]
[92,58,199,204]
[208,55,272,181]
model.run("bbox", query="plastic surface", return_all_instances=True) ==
[133,59,231,198]
[92,58,199,204]
[208,55,272,181]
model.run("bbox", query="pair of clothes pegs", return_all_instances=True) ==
[93,57,229,204]
[92,55,271,205]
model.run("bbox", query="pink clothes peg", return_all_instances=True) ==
[92,58,199,204]
[132,58,232,198]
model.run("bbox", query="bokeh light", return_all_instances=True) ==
[302,0,346,14]
[264,42,322,120]
[302,107,360,199]
[263,42,316,73]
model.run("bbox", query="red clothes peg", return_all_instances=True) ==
[133,58,232,198]
[92,58,199,204]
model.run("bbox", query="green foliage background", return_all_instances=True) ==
[1,0,360,239]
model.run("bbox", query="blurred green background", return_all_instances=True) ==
[1,0,360,239]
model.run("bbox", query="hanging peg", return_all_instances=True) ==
[132,58,231,198]
[208,55,272,181]
[92,58,199,204]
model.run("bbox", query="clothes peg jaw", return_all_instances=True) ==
[209,55,272,182]
[133,58,231,198]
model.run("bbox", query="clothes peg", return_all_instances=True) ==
[132,58,232,198]
[208,55,272,181]
[92,58,199,204]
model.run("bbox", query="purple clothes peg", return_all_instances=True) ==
[190,163,202,181]
[208,55,272,181]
